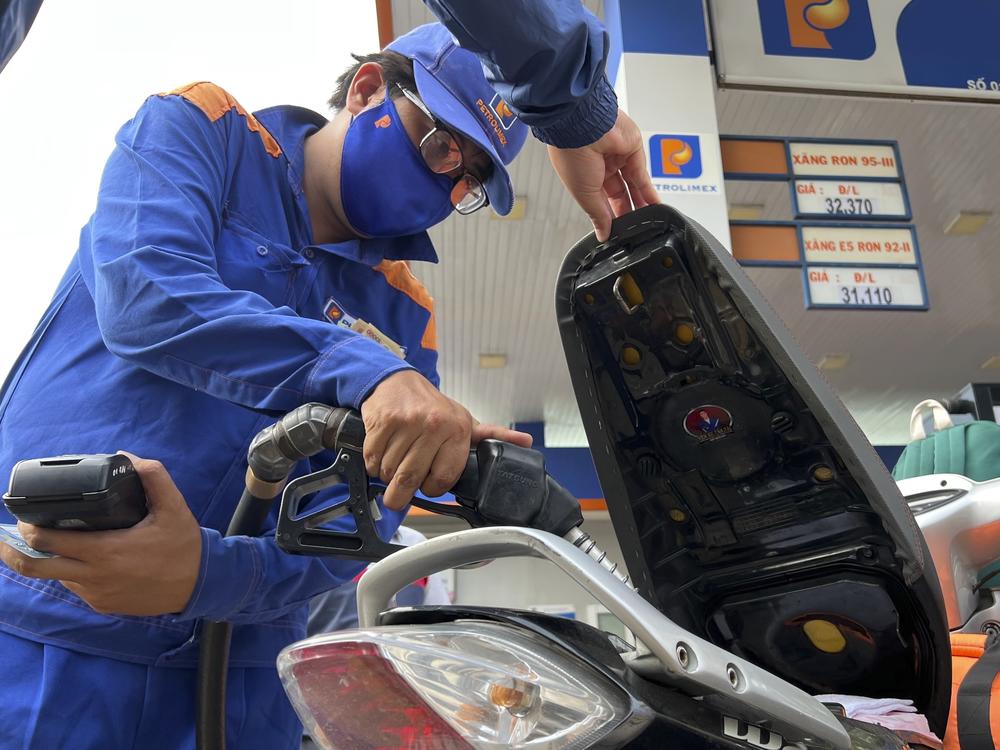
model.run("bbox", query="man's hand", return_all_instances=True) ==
[546,107,660,242]
[361,370,533,510]
[0,453,202,616]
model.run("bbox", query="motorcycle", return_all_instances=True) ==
[903,471,1000,637]
[213,205,953,750]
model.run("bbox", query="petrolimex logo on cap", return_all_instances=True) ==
[758,0,876,59]
[649,135,702,179]
[488,93,518,131]
[476,95,514,147]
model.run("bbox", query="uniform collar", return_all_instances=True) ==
[254,105,439,265]
[315,234,439,265]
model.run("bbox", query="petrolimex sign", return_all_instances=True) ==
[756,0,875,59]
[646,133,723,196]
[710,0,1000,101]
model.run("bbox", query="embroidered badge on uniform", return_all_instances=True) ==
[322,297,407,358]
[323,297,352,325]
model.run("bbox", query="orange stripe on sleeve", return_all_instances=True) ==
[158,82,282,158]
[375,260,437,352]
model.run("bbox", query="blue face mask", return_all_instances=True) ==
[340,94,454,237]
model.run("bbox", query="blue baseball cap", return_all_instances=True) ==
[387,24,528,216]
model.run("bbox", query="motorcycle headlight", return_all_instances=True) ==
[278,622,635,750]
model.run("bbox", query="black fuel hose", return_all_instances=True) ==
[196,489,276,750]
[196,405,355,750]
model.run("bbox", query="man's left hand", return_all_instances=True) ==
[0,453,202,617]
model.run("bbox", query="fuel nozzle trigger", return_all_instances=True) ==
[276,443,404,561]
[276,438,584,560]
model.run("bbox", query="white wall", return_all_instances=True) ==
[0,0,379,377]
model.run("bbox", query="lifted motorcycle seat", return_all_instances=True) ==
[556,204,951,734]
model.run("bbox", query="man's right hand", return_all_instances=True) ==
[546,107,660,242]
[360,370,532,510]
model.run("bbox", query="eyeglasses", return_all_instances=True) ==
[395,84,488,215]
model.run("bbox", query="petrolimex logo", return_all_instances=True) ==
[649,135,702,179]
[488,93,518,131]
[476,97,508,146]
[758,0,876,60]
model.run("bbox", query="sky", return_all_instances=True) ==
[0,0,379,376]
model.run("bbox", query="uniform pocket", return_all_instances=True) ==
[216,210,306,306]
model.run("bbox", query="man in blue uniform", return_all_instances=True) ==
[0,2,658,748]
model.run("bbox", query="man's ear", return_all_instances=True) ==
[345,62,387,115]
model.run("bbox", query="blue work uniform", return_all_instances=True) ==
[0,82,440,749]
[0,1,618,747]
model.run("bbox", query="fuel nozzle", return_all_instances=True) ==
[255,406,633,587]
[453,441,633,588]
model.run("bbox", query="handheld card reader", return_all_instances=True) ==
[3,454,148,530]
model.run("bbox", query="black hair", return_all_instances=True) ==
[328,50,416,111]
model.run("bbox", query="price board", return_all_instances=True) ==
[721,136,926,311]
[804,266,927,310]
[793,180,909,220]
